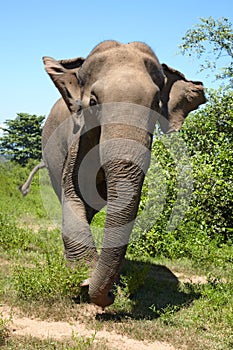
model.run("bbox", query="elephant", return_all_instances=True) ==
[21,41,206,308]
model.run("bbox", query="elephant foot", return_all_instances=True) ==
[80,278,115,308]
[90,290,115,308]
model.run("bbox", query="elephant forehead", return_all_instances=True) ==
[88,40,155,58]
[88,40,121,55]
[81,49,139,74]
[79,45,159,83]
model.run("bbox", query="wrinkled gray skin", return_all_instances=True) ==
[23,41,206,308]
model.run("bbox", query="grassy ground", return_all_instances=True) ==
[0,162,233,349]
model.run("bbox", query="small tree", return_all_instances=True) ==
[179,17,233,86]
[0,113,45,166]
[180,89,233,242]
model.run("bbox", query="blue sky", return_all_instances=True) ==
[0,0,233,124]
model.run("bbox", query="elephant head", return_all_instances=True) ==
[42,41,206,307]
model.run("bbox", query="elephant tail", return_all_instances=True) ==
[19,161,46,196]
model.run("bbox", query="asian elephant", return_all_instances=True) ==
[22,41,206,308]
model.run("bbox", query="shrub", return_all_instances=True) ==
[129,88,233,259]
[0,212,33,252]
[13,251,88,301]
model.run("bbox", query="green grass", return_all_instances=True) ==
[0,162,233,349]
[0,314,10,346]
[1,333,108,349]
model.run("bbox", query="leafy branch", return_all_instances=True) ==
[179,17,233,85]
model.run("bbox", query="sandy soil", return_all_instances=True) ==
[1,305,178,350]
[0,268,210,349]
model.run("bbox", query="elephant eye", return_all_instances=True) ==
[89,94,98,106]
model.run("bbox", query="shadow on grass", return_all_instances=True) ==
[96,258,201,321]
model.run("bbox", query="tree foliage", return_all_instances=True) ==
[179,17,233,86]
[0,113,44,166]
[180,89,233,240]
[129,88,233,259]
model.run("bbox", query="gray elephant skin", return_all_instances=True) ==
[26,41,206,308]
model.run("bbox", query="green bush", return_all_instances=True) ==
[13,252,88,301]
[0,212,33,252]
[129,88,233,259]
[180,89,233,239]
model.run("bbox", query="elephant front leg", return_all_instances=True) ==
[62,196,98,269]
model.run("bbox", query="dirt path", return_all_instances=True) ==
[1,305,177,350]
[0,271,209,349]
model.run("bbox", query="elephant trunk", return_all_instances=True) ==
[88,120,152,307]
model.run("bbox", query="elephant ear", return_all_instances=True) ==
[160,63,206,132]
[43,56,85,114]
